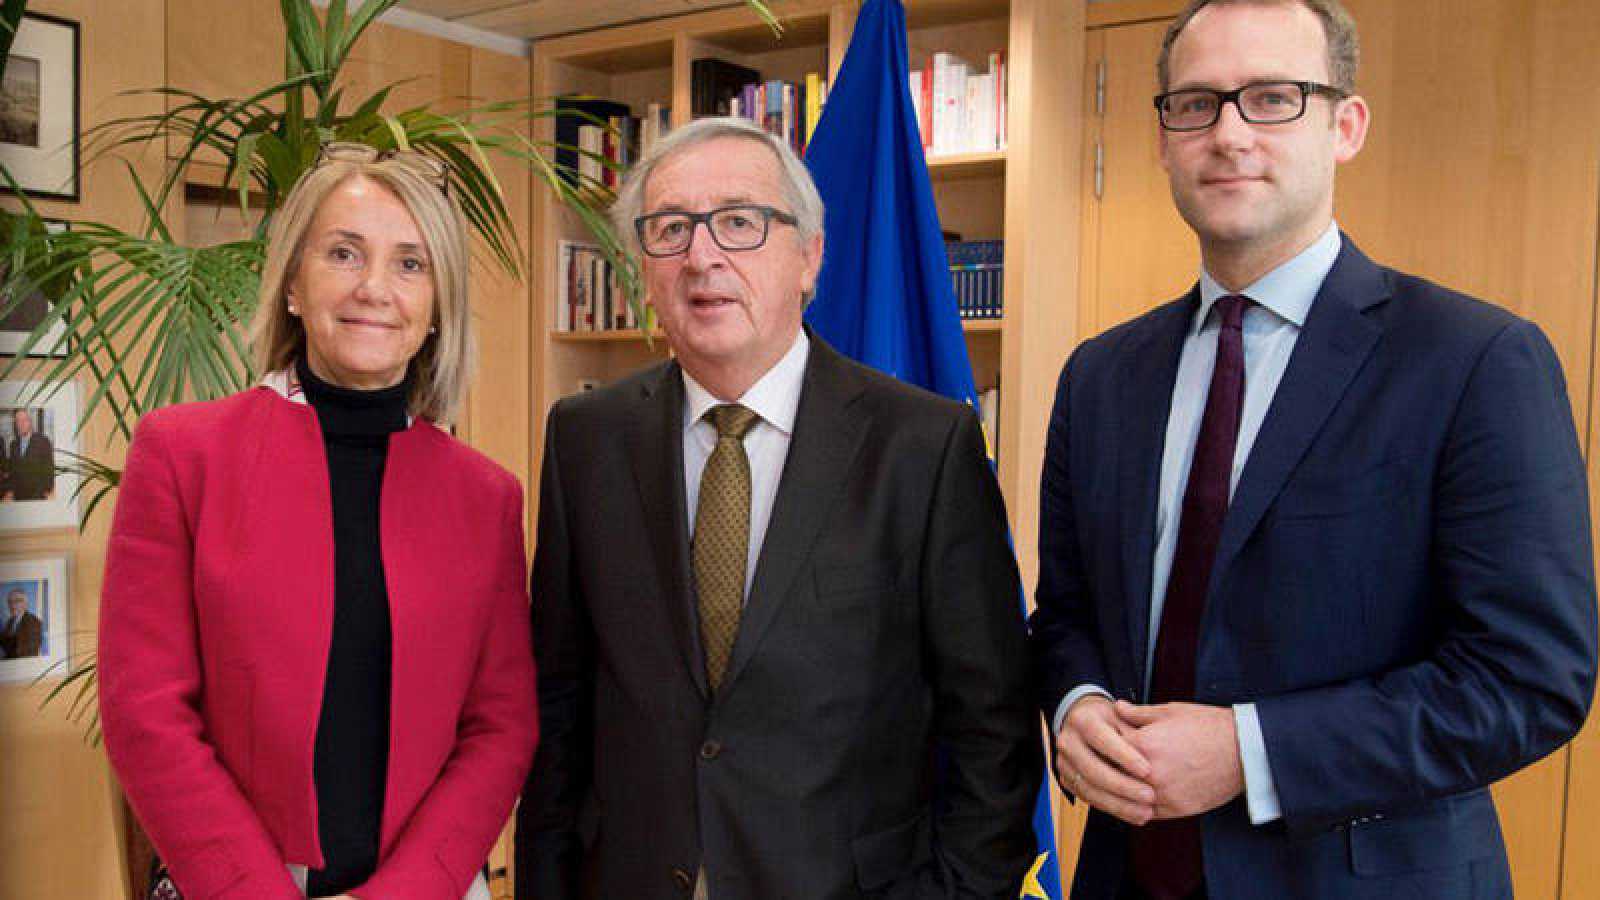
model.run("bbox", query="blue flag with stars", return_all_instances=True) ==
[802,1,1061,897]
[802,0,977,407]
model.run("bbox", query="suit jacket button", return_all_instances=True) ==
[700,740,723,760]
[672,868,693,891]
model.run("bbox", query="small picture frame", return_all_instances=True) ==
[0,12,81,201]
[0,379,78,531]
[0,554,70,683]
[1,219,71,356]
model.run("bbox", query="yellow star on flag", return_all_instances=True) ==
[1020,851,1051,898]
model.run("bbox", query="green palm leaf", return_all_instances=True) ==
[0,0,25,85]
[0,198,263,440]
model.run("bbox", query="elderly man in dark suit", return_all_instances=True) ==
[4,408,55,501]
[2,589,43,658]
[516,116,1042,900]
[1030,2,1597,899]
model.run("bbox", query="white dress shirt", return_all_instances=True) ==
[682,330,810,601]
[1055,222,1343,826]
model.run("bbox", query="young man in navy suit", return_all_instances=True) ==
[1031,1,1598,897]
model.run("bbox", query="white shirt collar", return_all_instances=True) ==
[682,330,810,437]
[1195,220,1342,332]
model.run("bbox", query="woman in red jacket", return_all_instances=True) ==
[100,144,538,900]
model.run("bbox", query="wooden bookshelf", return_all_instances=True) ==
[529,0,1084,586]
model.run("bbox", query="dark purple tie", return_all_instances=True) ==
[1131,294,1249,900]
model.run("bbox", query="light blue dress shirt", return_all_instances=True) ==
[1054,221,1343,826]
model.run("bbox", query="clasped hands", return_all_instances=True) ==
[1054,696,1243,826]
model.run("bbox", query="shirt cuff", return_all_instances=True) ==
[1053,684,1115,736]
[1233,702,1282,825]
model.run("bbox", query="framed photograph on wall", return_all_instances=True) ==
[0,379,78,531]
[0,554,70,683]
[0,219,70,356]
[0,12,80,201]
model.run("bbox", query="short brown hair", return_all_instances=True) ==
[1157,0,1360,94]
[249,156,475,423]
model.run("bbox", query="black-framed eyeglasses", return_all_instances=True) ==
[1154,80,1348,132]
[634,205,799,257]
[314,141,450,195]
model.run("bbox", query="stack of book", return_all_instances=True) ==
[726,75,829,158]
[692,54,828,157]
[555,96,672,190]
[692,58,761,117]
[909,50,1007,156]
[948,240,1004,320]
[554,241,647,333]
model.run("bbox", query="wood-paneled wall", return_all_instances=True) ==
[1337,3,1600,896]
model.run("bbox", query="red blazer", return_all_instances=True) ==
[100,384,538,899]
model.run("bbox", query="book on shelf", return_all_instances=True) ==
[910,50,1006,157]
[947,239,1004,320]
[555,96,628,186]
[692,58,762,117]
[640,102,671,157]
[556,240,646,334]
[726,75,829,158]
[558,96,673,189]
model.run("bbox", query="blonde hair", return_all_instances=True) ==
[249,156,475,423]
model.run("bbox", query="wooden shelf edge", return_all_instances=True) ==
[553,322,998,341]
[550,329,667,343]
[928,149,1006,179]
[904,0,1012,30]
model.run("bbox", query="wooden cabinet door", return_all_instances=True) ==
[1078,18,1197,341]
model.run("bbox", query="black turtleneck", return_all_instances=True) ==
[296,357,410,896]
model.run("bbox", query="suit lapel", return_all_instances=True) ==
[720,338,869,698]
[1118,296,1195,695]
[1210,237,1390,589]
[624,363,709,699]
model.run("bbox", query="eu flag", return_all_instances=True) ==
[803,2,1062,898]
[801,0,977,409]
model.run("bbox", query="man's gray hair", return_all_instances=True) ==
[610,117,826,260]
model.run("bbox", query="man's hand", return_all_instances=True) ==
[1054,695,1156,825]
[1117,700,1243,819]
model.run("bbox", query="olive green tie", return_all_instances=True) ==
[693,403,760,692]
